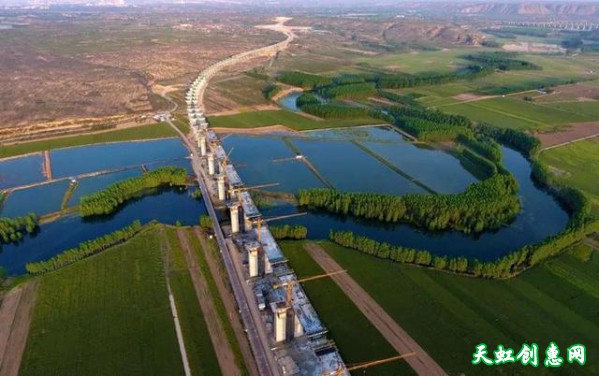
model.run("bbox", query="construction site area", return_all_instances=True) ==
[186,69,352,375]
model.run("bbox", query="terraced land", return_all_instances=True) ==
[19,225,218,376]
[316,240,599,375]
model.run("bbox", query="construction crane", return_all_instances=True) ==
[332,352,417,376]
[228,182,280,196]
[219,147,234,170]
[274,270,346,307]
[255,212,307,242]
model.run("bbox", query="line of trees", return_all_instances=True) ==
[25,220,143,275]
[330,210,599,279]
[385,106,472,141]
[79,167,188,217]
[0,213,38,244]
[377,90,422,107]
[277,71,333,89]
[269,224,308,240]
[298,174,520,234]
[395,116,467,141]
[457,134,502,162]
[301,103,379,120]
[388,106,471,127]
[458,147,498,177]
[478,123,541,157]
[318,82,377,100]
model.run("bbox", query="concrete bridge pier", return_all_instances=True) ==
[207,152,215,175]
[217,174,227,201]
[199,135,207,156]
[228,202,240,234]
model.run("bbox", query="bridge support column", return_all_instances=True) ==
[199,135,207,156]
[275,304,287,343]
[217,174,226,201]
[207,152,215,175]
[248,245,259,278]
[228,203,240,234]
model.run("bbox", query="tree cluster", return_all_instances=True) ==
[79,167,188,217]
[386,106,472,141]
[199,215,213,233]
[296,93,321,107]
[298,174,521,234]
[269,224,308,240]
[263,84,282,100]
[478,124,540,157]
[0,213,38,244]
[25,220,143,274]
[462,52,541,71]
[318,82,377,100]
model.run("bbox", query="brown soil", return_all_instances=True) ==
[176,229,241,376]
[192,227,260,376]
[0,281,39,376]
[305,243,447,376]
[537,122,599,149]
[533,83,599,103]
[212,125,300,136]
[453,93,496,102]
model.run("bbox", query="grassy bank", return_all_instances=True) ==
[207,109,383,130]
[20,226,185,376]
[280,241,414,376]
[0,122,176,159]
[318,240,599,375]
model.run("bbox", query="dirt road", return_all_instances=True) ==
[176,228,241,376]
[305,243,447,376]
[192,227,260,376]
[0,281,39,376]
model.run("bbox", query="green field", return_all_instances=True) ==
[356,48,473,74]
[540,138,599,215]
[541,101,599,118]
[164,227,222,376]
[0,122,177,159]
[210,74,271,108]
[20,226,185,376]
[441,97,595,130]
[280,241,413,376]
[186,229,248,374]
[315,240,599,375]
[207,109,383,130]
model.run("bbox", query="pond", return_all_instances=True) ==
[2,180,71,217]
[51,138,188,178]
[0,154,45,189]
[0,139,203,275]
[260,146,569,262]
[278,92,302,111]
